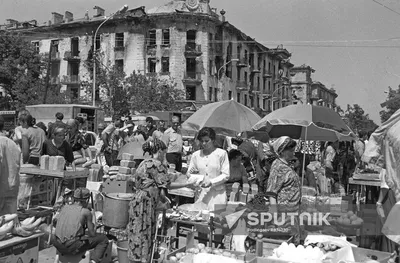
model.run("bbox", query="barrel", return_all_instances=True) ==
[102,193,134,228]
[117,240,129,263]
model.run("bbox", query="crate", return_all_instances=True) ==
[102,179,134,194]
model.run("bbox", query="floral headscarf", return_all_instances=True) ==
[142,138,166,155]
[272,136,292,155]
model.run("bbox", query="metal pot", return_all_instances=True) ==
[102,193,133,228]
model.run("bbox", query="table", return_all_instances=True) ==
[20,167,89,207]
[0,232,44,263]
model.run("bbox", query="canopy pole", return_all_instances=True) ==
[301,126,308,189]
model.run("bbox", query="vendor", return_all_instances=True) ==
[127,138,194,262]
[53,188,109,263]
[187,127,229,211]
[266,136,301,243]
[20,114,46,165]
[42,127,75,167]
[227,149,248,184]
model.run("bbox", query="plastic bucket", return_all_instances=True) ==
[117,240,129,263]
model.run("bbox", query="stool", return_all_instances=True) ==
[54,242,112,263]
[54,250,91,263]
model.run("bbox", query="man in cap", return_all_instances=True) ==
[162,116,183,172]
[48,112,68,139]
[53,187,109,263]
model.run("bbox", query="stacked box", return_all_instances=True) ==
[118,167,131,175]
[102,178,134,193]
[120,160,136,168]
[40,155,50,170]
[121,153,135,161]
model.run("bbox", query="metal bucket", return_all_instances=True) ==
[102,193,134,228]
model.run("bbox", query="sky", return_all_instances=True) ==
[1,0,400,124]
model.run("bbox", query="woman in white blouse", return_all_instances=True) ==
[188,127,230,211]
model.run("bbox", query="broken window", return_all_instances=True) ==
[32,41,39,53]
[70,87,79,100]
[209,60,213,75]
[237,93,240,103]
[214,88,218,102]
[71,37,79,57]
[244,94,248,106]
[115,33,124,47]
[149,29,156,46]
[187,30,196,49]
[51,40,59,52]
[208,87,213,101]
[186,58,196,78]
[162,29,170,46]
[115,59,124,71]
[186,86,196,100]
[161,57,169,73]
[148,58,156,73]
[228,91,232,100]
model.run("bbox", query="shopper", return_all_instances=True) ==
[0,135,20,216]
[20,114,46,165]
[162,116,183,172]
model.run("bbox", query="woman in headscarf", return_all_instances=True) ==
[127,138,194,263]
[266,136,301,243]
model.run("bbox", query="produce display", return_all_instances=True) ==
[270,242,326,263]
[0,214,45,240]
[169,243,244,263]
[335,211,364,227]
[166,209,203,222]
[247,193,270,211]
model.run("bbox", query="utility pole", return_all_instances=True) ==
[42,43,53,104]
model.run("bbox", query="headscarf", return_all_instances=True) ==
[272,136,292,155]
[142,138,166,155]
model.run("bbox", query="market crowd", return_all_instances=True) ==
[0,109,393,263]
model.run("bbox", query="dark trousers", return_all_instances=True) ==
[28,156,40,165]
[53,234,109,263]
[166,152,182,172]
[104,150,119,166]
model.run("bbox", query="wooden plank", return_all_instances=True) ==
[352,173,380,181]
[348,178,380,187]
[0,232,44,249]
[168,187,194,198]
[20,167,88,179]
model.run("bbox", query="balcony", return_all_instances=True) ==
[63,51,80,61]
[183,71,202,84]
[250,65,261,73]
[50,76,60,85]
[50,52,60,61]
[236,80,249,91]
[310,94,320,100]
[114,46,125,52]
[185,44,202,57]
[263,69,273,78]
[61,75,80,85]
[237,58,248,67]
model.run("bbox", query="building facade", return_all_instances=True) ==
[290,64,338,110]
[6,0,298,114]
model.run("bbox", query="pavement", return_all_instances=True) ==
[39,246,57,263]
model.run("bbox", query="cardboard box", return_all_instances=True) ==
[102,179,134,193]
[0,234,41,263]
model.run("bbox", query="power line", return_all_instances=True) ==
[372,0,400,17]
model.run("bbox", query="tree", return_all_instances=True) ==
[83,51,184,117]
[0,32,66,109]
[380,85,400,123]
[344,104,378,133]
[125,71,184,114]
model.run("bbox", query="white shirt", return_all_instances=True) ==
[187,148,229,191]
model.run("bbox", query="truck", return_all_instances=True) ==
[25,104,105,132]
[0,110,18,131]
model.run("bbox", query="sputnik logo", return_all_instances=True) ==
[225,209,247,229]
